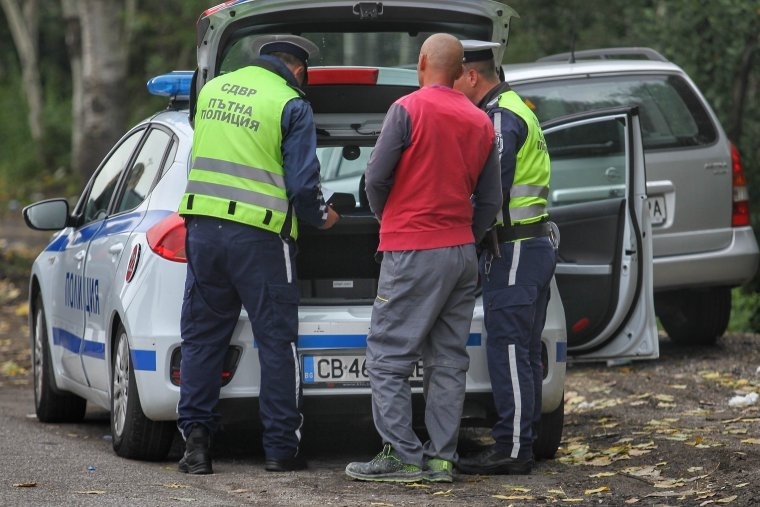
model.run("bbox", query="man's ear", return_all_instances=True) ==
[295,65,306,85]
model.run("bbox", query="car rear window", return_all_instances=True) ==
[220,29,480,72]
[512,74,718,150]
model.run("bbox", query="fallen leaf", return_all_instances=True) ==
[168,497,196,502]
[503,485,531,493]
[716,495,738,504]
[14,302,29,317]
[76,491,107,495]
[0,360,27,376]
[589,472,616,478]
[740,438,760,445]
[163,483,189,489]
[13,483,37,488]
[432,489,453,496]
[584,486,610,495]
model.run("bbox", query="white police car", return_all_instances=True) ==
[23,0,658,461]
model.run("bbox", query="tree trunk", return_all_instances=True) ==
[72,0,133,183]
[0,0,44,145]
[729,35,758,144]
[61,0,83,179]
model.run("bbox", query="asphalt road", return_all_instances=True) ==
[0,382,391,507]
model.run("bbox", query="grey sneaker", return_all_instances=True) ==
[424,458,453,483]
[345,444,423,482]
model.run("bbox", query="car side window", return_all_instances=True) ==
[545,117,626,207]
[114,128,172,214]
[514,75,717,151]
[82,130,144,225]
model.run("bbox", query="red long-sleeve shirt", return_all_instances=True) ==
[364,85,502,251]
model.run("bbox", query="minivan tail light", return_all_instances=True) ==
[147,212,187,262]
[731,143,751,227]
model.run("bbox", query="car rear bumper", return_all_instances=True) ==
[653,227,759,291]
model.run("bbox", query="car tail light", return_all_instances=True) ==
[170,347,241,387]
[731,143,751,227]
[146,212,187,262]
[308,67,379,85]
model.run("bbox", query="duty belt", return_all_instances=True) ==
[495,221,551,243]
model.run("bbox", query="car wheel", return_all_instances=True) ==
[110,323,176,461]
[533,395,563,460]
[656,287,731,345]
[32,295,87,423]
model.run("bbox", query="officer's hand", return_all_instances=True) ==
[319,206,340,230]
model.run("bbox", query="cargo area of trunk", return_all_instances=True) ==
[296,214,380,304]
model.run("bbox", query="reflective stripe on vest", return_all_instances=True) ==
[179,66,299,237]
[491,90,551,226]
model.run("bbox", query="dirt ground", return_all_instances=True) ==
[2,236,760,505]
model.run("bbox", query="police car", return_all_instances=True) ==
[23,0,658,462]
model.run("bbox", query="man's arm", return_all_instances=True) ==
[492,107,528,209]
[281,99,338,229]
[363,103,411,220]
[472,144,503,243]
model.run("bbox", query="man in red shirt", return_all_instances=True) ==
[345,33,502,484]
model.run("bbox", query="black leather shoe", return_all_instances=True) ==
[457,445,532,475]
[178,425,213,475]
[264,455,307,472]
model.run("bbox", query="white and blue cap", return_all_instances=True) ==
[255,34,320,65]
[461,40,502,63]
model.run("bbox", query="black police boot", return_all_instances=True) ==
[264,454,307,472]
[457,445,533,475]
[178,424,213,474]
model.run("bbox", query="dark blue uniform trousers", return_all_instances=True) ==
[480,235,556,461]
[177,216,303,460]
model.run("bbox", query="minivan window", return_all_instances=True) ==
[512,75,718,150]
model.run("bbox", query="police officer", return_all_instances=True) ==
[454,40,557,475]
[176,34,340,475]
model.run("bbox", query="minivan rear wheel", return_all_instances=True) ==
[655,287,731,345]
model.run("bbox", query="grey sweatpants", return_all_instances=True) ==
[366,245,477,466]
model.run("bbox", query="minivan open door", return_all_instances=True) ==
[546,106,659,361]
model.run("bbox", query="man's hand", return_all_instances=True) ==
[319,205,340,230]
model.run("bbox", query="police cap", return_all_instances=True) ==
[256,34,320,65]
[461,40,501,63]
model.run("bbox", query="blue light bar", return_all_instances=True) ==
[146,71,193,100]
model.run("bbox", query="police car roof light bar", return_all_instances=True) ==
[146,71,194,100]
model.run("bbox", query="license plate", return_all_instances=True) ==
[648,196,666,225]
[302,354,423,385]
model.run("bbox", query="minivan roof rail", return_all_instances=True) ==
[537,47,669,63]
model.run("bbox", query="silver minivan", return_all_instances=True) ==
[504,48,760,345]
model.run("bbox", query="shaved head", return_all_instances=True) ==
[417,33,464,87]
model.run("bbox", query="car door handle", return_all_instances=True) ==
[109,244,124,256]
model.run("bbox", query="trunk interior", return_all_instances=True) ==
[297,214,380,304]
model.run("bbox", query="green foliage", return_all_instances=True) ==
[729,287,760,333]
[0,74,40,202]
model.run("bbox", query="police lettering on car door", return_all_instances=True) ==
[64,272,100,316]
